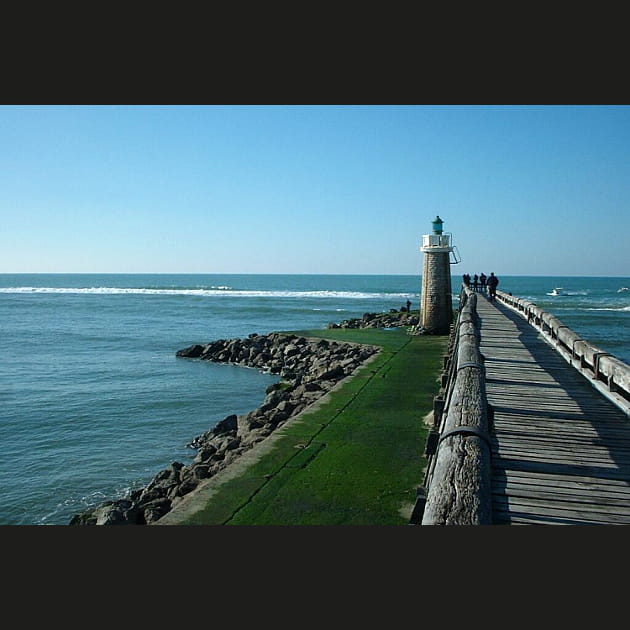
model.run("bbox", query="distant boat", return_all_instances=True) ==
[618,287,629,293]
[548,287,564,296]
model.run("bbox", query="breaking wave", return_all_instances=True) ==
[584,305,630,312]
[0,286,416,299]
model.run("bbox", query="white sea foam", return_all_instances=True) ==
[0,286,416,299]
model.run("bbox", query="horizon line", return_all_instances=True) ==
[0,272,628,279]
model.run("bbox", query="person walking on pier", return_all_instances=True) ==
[487,272,499,301]
[473,274,479,291]
[479,273,487,292]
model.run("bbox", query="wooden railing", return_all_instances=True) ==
[495,290,630,416]
[411,283,630,525]
[417,285,493,525]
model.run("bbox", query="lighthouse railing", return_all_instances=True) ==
[422,233,452,249]
[419,284,493,525]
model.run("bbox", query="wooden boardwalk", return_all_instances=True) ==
[476,296,630,524]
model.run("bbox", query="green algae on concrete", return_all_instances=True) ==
[158,328,447,526]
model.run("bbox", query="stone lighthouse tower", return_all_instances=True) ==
[420,216,457,334]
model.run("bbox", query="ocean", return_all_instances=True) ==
[1,273,628,525]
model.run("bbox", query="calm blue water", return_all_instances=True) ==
[1,273,628,525]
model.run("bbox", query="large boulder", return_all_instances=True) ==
[213,414,238,435]
[176,344,204,358]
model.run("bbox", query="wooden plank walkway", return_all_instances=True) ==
[476,296,630,524]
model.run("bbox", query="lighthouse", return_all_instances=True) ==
[419,216,458,334]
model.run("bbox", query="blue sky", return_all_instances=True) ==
[1,104,628,276]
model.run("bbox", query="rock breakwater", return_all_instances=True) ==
[328,309,419,330]
[69,331,379,525]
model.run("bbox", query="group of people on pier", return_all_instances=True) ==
[463,272,499,301]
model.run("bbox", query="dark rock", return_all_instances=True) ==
[192,464,211,479]
[142,498,172,524]
[319,365,346,381]
[267,409,289,425]
[213,414,238,435]
[176,344,204,358]
[225,437,241,450]
[69,512,97,526]
[176,478,199,497]
[193,444,217,463]
[94,501,141,525]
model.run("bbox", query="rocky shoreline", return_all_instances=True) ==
[327,308,420,330]
[68,311,415,525]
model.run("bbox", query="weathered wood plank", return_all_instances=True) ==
[492,456,630,481]
[490,421,630,434]
[490,483,630,506]
[492,495,630,520]
[492,509,615,525]
[492,445,630,462]
[492,468,630,489]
